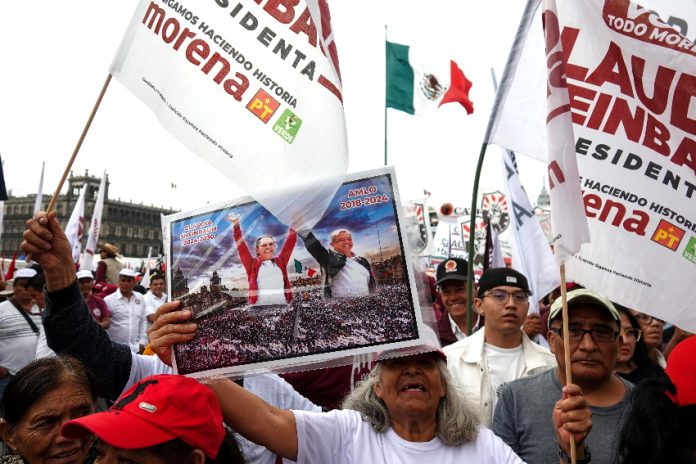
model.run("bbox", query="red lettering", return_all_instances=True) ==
[642,114,671,157]
[583,192,602,218]
[186,39,210,65]
[631,56,676,115]
[671,73,696,134]
[560,27,588,82]
[585,42,634,98]
[263,0,299,24]
[672,137,696,176]
[603,97,644,142]
[289,7,317,47]
[547,160,566,189]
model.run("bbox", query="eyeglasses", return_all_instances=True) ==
[621,328,642,341]
[635,313,664,326]
[483,289,529,304]
[549,326,619,343]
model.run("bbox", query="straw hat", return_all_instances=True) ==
[98,243,121,257]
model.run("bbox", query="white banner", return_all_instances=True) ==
[546,0,696,331]
[500,148,560,313]
[81,172,106,272]
[488,0,695,163]
[432,216,467,260]
[111,0,348,230]
[65,186,86,264]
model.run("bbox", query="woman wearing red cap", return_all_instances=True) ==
[63,374,243,464]
[616,335,696,463]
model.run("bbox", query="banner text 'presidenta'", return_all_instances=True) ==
[148,0,343,105]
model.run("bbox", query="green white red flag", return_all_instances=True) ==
[386,41,474,116]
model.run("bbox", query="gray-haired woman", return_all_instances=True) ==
[208,350,525,463]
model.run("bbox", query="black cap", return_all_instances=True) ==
[477,268,531,297]
[435,258,468,286]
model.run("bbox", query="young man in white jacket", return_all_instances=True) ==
[444,268,556,425]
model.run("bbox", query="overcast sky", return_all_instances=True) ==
[0,1,548,217]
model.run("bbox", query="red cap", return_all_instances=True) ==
[665,336,696,407]
[62,375,224,458]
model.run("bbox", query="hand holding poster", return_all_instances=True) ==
[165,168,438,379]
[112,1,348,230]
[543,0,696,331]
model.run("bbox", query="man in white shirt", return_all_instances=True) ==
[444,267,556,425]
[105,268,147,353]
[144,273,167,324]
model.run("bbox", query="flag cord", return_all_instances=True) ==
[560,263,577,464]
[47,73,113,213]
[465,141,488,335]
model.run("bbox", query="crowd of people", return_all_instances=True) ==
[0,208,693,464]
[175,283,419,374]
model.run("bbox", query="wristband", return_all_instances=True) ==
[558,443,591,464]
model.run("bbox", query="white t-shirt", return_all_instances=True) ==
[0,300,42,374]
[484,343,525,413]
[332,258,371,297]
[255,260,287,306]
[105,290,147,352]
[293,409,524,464]
[143,291,167,318]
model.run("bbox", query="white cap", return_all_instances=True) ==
[13,268,37,280]
[119,268,138,278]
[76,270,94,280]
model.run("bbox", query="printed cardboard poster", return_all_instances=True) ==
[165,168,429,378]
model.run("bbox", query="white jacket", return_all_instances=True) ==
[444,328,557,425]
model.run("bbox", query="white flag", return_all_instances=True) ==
[111,0,348,230]
[546,0,696,332]
[500,148,560,313]
[65,186,86,264]
[33,161,45,214]
[486,0,546,162]
[543,0,591,264]
[81,173,106,272]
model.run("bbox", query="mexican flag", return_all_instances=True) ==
[294,259,317,277]
[386,41,474,116]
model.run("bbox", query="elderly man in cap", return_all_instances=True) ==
[493,288,633,463]
[105,267,147,353]
[77,269,111,330]
[434,258,479,346]
[95,242,124,285]
[444,267,556,426]
[0,268,43,398]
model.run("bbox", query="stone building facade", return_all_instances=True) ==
[1,171,177,258]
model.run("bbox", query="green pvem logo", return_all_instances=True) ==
[683,236,696,265]
[273,109,302,144]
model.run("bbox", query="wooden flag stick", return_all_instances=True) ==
[559,262,576,464]
[26,74,112,263]
[46,73,113,213]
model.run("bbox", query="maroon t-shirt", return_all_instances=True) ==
[87,294,111,322]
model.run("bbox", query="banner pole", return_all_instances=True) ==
[559,262,577,464]
[26,73,112,263]
[46,73,113,213]
[466,141,488,336]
